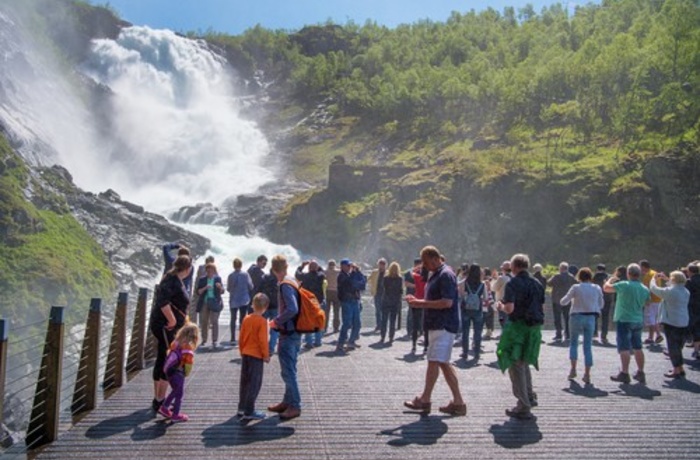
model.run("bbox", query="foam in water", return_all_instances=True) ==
[82,26,274,212]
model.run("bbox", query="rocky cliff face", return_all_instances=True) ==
[40,165,210,291]
[274,143,700,268]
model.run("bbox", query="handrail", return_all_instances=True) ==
[0,287,152,452]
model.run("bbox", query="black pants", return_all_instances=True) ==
[553,302,571,338]
[380,304,400,341]
[484,306,495,330]
[663,323,687,368]
[595,299,613,339]
[151,326,174,381]
[238,355,264,415]
[409,307,423,347]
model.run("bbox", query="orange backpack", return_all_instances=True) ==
[281,280,326,333]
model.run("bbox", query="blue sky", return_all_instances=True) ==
[95,0,587,35]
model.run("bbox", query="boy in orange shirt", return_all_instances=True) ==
[238,293,270,420]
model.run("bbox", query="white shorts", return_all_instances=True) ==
[644,302,660,326]
[426,329,455,363]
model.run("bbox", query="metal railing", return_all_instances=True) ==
[0,287,154,453]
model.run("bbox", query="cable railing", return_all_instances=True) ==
[0,287,155,455]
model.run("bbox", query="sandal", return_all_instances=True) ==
[403,397,431,413]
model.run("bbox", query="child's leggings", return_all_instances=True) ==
[163,371,185,415]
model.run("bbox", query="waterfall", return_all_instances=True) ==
[81,26,274,212]
[0,11,300,263]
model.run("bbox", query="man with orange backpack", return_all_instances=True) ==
[295,260,327,349]
[268,254,302,420]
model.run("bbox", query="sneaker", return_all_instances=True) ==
[655,336,664,344]
[349,342,361,348]
[439,401,467,416]
[568,369,577,380]
[610,372,631,384]
[643,338,654,345]
[236,410,244,417]
[279,406,301,420]
[633,370,646,384]
[334,346,347,355]
[241,410,267,420]
[505,408,533,420]
[157,406,172,418]
[553,335,562,342]
[170,413,189,423]
[303,343,314,350]
[601,337,609,345]
[404,397,431,413]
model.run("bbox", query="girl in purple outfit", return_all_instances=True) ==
[159,323,199,422]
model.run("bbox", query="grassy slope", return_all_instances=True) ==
[0,135,115,326]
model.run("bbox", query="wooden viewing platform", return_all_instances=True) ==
[29,326,700,459]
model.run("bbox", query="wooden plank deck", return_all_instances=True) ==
[31,327,700,459]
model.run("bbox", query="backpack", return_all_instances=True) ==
[163,345,182,376]
[281,280,326,333]
[464,282,484,310]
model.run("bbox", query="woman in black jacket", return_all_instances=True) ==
[150,254,192,412]
[381,262,404,344]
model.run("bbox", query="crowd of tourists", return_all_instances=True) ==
[150,241,700,423]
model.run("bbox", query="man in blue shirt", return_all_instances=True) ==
[404,246,466,416]
[335,259,366,353]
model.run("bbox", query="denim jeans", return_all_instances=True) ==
[278,332,301,409]
[461,308,484,355]
[569,314,595,367]
[616,321,644,351]
[338,299,361,347]
[305,301,326,346]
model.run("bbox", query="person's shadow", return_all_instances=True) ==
[395,353,424,363]
[562,380,609,398]
[201,416,295,448]
[489,418,542,448]
[662,378,700,394]
[85,408,154,440]
[610,383,662,400]
[378,414,448,446]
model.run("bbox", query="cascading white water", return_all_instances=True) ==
[82,26,274,212]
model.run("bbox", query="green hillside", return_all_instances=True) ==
[201,0,699,267]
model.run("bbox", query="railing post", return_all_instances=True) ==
[0,319,8,429]
[72,299,101,416]
[103,292,127,392]
[144,284,159,363]
[126,288,148,378]
[26,306,64,449]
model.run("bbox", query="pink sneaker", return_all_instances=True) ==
[171,413,189,423]
[158,406,172,418]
